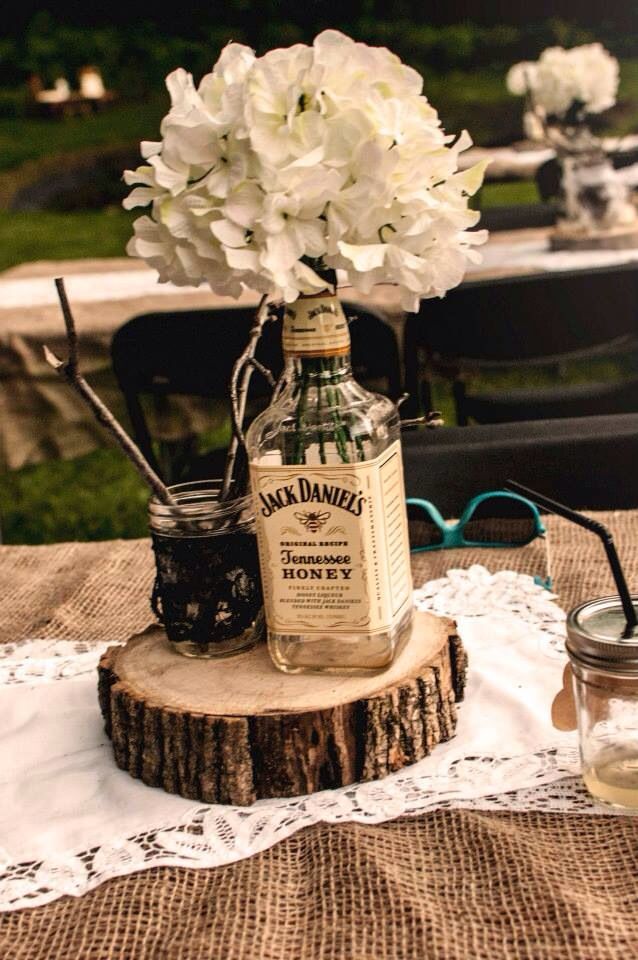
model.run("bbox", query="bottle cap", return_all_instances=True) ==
[282,293,350,358]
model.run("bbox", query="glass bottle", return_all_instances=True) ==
[246,284,413,674]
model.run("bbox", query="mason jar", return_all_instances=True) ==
[149,480,263,658]
[566,596,638,809]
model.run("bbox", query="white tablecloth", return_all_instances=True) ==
[0,567,612,914]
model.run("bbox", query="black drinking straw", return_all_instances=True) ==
[504,479,638,638]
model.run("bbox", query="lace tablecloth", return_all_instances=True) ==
[0,565,616,913]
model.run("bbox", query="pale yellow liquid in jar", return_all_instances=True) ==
[583,745,638,809]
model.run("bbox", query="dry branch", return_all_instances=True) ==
[401,410,445,429]
[45,278,174,505]
[221,295,273,500]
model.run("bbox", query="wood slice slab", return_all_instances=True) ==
[98,611,467,806]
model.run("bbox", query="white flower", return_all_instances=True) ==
[507,43,619,120]
[577,43,619,113]
[506,62,537,97]
[125,30,487,309]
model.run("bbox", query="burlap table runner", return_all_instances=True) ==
[1,511,637,958]
[0,510,628,646]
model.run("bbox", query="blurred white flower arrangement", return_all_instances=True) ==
[507,43,619,124]
[507,43,637,247]
[124,29,487,311]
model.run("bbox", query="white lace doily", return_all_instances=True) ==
[0,567,621,913]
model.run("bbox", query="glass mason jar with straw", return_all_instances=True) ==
[566,597,638,809]
[506,480,638,810]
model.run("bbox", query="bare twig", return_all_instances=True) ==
[45,278,174,505]
[221,295,273,501]
[400,410,444,429]
[54,278,79,374]
[396,393,443,428]
[246,356,276,387]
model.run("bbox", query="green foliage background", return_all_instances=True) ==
[1,13,637,543]
[1,13,637,108]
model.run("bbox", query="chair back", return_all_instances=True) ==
[112,307,264,476]
[479,203,556,232]
[111,302,401,479]
[406,266,638,364]
[402,414,638,515]
[404,264,638,421]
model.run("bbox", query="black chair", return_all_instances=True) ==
[402,414,638,517]
[478,202,557,233]
[403,264,638,425]
[111,302,402,484]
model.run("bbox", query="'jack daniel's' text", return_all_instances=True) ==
[258,478,366,519]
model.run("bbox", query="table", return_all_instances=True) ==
[1,511,637,958]
[3,230,638,472]
[460,134,638,181]
[0,258,408,472]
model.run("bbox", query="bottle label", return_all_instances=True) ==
[250,441,413,637]
[282,293,351,358]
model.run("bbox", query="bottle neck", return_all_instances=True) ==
[285,352,353,385]
[282,291,351,374]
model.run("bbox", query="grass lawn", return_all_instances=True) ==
[1,358,628,544]
[0,181,540,273]
[478,180,540,208]
[0,448,149,544]
[0,98,167,173]
[0,208,134,271]
[0,414,232,544]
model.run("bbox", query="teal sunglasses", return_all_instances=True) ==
[406,490,552,589]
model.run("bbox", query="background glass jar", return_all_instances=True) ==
[149,481,263,658]
[567,596,638,809]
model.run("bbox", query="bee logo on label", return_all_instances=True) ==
[294,510,331,533]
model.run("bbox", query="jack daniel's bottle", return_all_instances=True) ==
[246,288,413,674]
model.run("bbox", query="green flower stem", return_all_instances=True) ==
[321,358,350,463]
[316,372,327,465]
[290,356,352,465]
[293,366,309,464]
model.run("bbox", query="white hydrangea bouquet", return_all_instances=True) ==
[507,42,619,129]
[506,43,637,247]
[124,29,486,311]
[124,30,488,502]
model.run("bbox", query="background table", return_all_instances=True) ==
[0,257,407,472]
[459,134,638,180]
[4,228,638,472]
[1,511,637,959]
